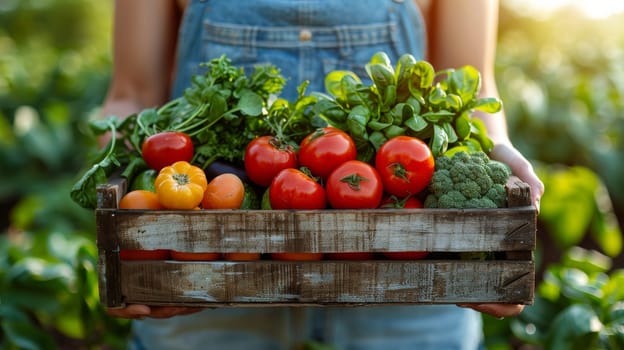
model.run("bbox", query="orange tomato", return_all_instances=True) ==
[119,190,164,209]
[170,251,221,261]
[202,173,245,209]
[223,253,262,261]
[271,253,324,261]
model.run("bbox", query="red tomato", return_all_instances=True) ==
[379,195,424,209]
[269,168,326,209]
[299,127,357,179]
[244,136,298,187]
[380,194,429,260]
[170,251,221,261]
[119,249,170,261]
[141,131,194,171]
[326,160,383,209]
[325,252,375,260]
[375,136,434,197]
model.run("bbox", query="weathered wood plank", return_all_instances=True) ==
[97,207,536,253]
[96,181,125,308]
[120,260,534,306]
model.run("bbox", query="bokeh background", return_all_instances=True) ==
[1,1,623,349]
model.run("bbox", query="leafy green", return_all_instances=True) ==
[314,52,502,161]
[512,247,624,349]
[71,55,319,209]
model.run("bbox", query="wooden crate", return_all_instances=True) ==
[96,177,536,308]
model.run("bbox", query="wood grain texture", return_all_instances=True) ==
[99,207,536,253]
[120,260,534,306]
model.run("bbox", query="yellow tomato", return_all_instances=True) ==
[155,161,208,209]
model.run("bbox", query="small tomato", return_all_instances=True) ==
[119,190,164,210]
[299,127,357,179]
[244,136,298,187]
[375,136,434,197]
[202,173,245,209]
[269,168,326,210]
[142,131,194,171]
[326,160,383,209]
[155,161,208,210]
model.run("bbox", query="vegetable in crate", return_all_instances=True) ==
[71,55,318,209]
[423,151,512,209]
[314,51,502,161]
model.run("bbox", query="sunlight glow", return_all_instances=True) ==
[506,0,624,19]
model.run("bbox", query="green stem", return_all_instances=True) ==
[170,104,208,131]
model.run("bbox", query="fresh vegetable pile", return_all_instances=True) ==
[72,51,513,237]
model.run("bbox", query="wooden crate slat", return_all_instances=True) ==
[119,260,534,306]
[98,207,536,253]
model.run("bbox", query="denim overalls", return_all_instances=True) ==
[133,1,484,349]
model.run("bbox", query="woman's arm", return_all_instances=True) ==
[426,0,544,207]
[101,0,181,119]
[426,0,544,318]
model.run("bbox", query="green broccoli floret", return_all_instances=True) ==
[449,162,469,183]
[485,183,507,207]
[423,151,511,209]
[454,181,481,199]
[486,160,512,185]
[437,190,467,208]
[469,152,490,166]
[434,155,453,171]
[464,197,497,209]
[423,194,439,208]
[429,169,453,197]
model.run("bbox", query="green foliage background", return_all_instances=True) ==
[0,1,623,349]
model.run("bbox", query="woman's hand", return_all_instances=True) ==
[107,304,203,320]
[490,143,545,210]
[458,143,544,319]
[457,303,524,318]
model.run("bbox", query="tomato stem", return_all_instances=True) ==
[340,174,369,191]
[390,162,409,181]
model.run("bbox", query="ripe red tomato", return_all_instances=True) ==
[269,168,326,209]
[380,194,429,260]
[244,136,298,187]
[326,160,383,209]
[379,195,424,209]
[119,249,170,261]
[299,127,357,179]
[141,131,194,171]
[375,136,434,197]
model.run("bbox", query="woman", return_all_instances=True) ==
[103,1,544,349]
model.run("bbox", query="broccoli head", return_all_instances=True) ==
[424,151,511,209]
